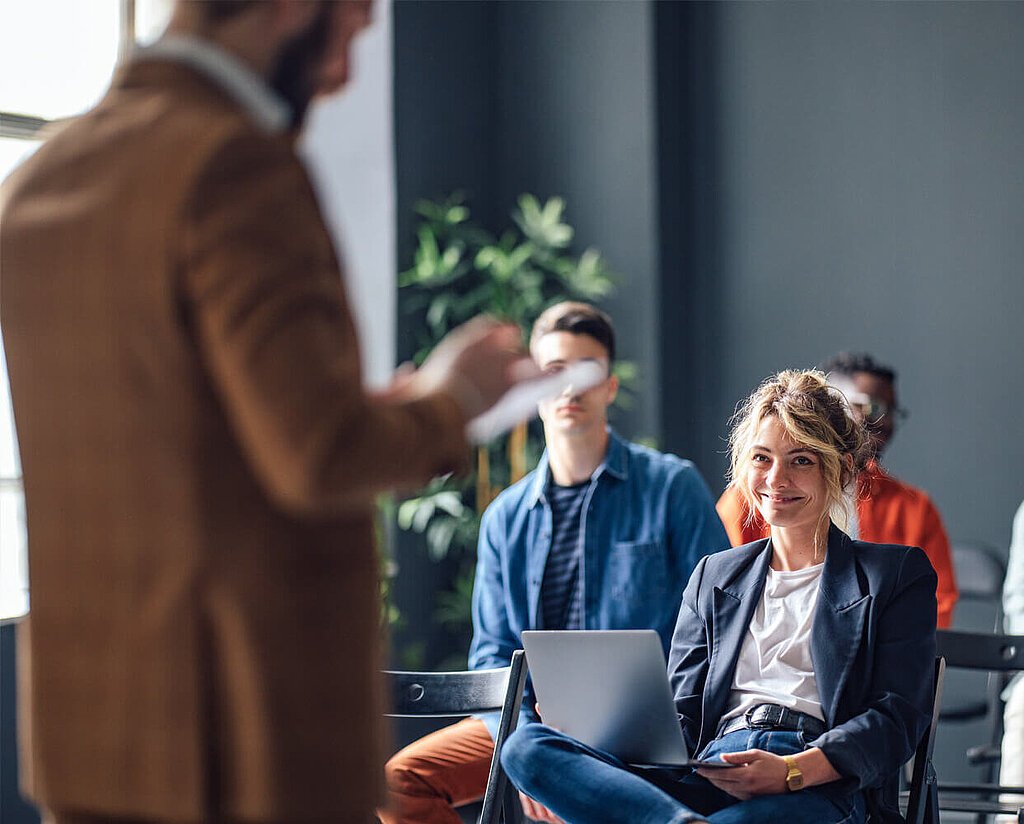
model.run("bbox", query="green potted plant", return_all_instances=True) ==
[392,193,630,667]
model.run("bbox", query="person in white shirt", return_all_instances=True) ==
[999,499,1024,814]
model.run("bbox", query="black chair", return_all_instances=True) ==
[384,650,528,824]
[931,630,1024,822]
[905,657,946,824]
[951,543,1007,631]
[943,544,1006,723]
[940,543,1009,804]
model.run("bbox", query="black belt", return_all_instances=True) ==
[720,703,826,739]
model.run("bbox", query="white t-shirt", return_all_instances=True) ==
[721,562,826,724]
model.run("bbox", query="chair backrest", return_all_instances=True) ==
[952,543,1007,639]
[936,628,1024,731]
[937,630,1024,674]
[937,629,1022,729]
[386,655,523,716]
[905,656,946,824]
[942,547,1009,755]
[383,650,528,824]
[952,543,1007,604]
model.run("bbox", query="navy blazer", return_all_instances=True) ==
[668,524,937,823]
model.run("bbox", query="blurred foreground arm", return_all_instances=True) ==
[184,132,532,517]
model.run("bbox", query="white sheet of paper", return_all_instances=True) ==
[466,359,605,444]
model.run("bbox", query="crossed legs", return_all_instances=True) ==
[501,724,866,824]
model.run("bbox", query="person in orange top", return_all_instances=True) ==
[717,352,958,627]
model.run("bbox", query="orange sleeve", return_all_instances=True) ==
[716,485,771,547]
[918,499,958,628]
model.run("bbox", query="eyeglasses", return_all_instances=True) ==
[846,392,909,425]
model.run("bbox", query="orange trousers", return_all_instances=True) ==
[378,717,496,824]
[48,811,372,824]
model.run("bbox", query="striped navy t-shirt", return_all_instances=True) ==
[539,479,590,630]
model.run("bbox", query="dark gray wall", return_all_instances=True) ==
[1,623,39,824]
[393,0,498,270]
[391,0,502,671]
[491,0,661,440]
[705,1,1024,556]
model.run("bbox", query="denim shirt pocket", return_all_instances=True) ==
[605,539,670,624]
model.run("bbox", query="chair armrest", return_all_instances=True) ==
[937,781,1024,794]
[939,700,989,721]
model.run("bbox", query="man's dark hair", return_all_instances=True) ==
[530,301,616,363]
[819,351,896,384]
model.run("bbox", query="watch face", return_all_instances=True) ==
[787,773,804,791]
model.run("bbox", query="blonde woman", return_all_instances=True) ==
[502,370,937,824]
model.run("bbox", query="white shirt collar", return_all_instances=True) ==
[138,34,291,134]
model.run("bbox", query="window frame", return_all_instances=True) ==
[0,0,136,140]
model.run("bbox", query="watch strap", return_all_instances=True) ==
[783,755,804,791]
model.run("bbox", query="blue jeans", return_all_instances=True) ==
[501,724,866,824]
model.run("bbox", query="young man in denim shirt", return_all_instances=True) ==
[380,302,730,824]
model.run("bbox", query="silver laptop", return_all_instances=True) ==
[521,629,736,768]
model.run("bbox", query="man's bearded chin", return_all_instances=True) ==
[269,2,333,130]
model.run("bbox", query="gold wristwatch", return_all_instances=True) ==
[783,755,804,792]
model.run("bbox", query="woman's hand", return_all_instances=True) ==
[519,791,566,823]
[697,746,841,800]
[696,749,788,799]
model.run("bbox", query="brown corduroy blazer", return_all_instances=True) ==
[0,58,467,821]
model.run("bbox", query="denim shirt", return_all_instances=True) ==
[469,428,730,737]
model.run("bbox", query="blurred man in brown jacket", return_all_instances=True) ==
[0,3,530,823]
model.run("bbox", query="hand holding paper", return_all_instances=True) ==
[466,360,605,443]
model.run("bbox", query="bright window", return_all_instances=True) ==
[0,2,121,121]
[0,333,27,619]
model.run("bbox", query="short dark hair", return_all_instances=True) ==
[529,301,616,363]
[819,351,896,384]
